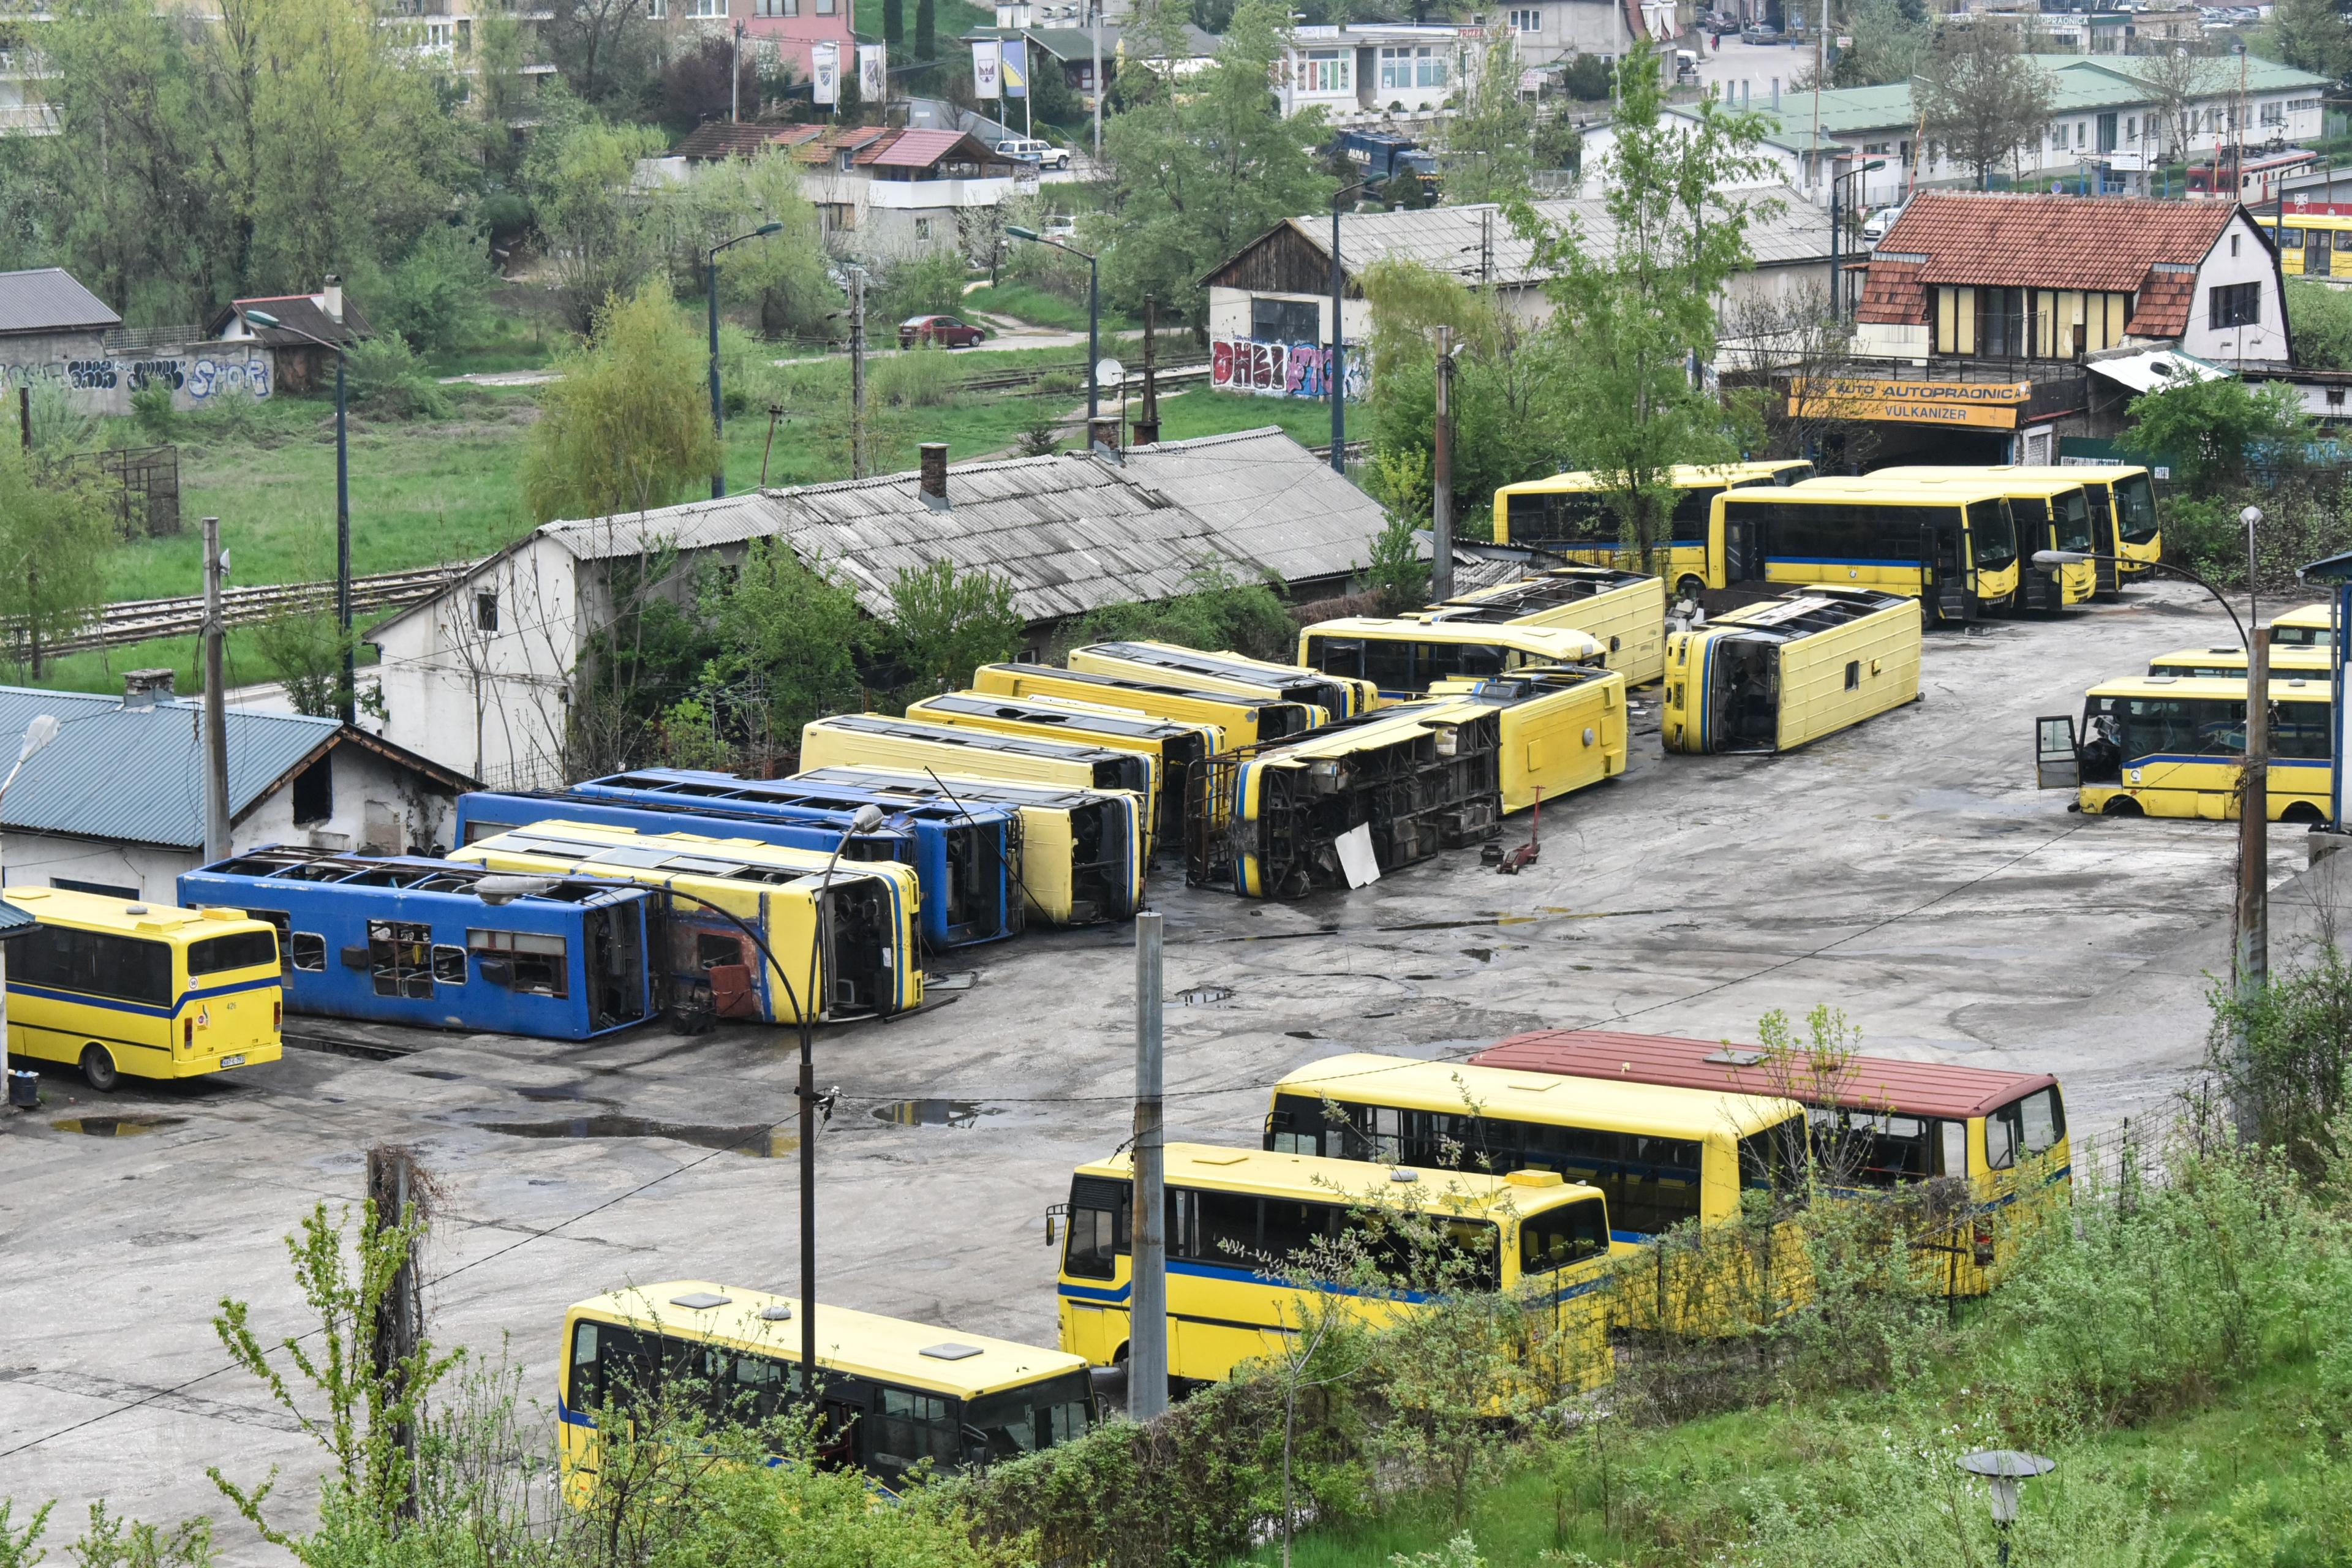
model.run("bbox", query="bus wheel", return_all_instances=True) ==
[2101,797,2144,818]
[79,1044,118,1093]
[2283,802,2324,825]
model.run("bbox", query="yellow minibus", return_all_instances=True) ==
[1662,586,1921,755]
[1413,566,1667,686]
[2147,644,2330,679]
[559,1281,1095,1496]
[2035,674,2333,822]
[1294,619,1605,702]
[1066,641,1373,719]
[903,690,1219,850]
[1709,477,2021,625]
[1492,460,1815,598]
[1055,1144,1616,1392]
[971,663,1316,748]
[2271,601,2333,647]
[1867,469,2096,611]
[1889,464,2159,594]
[4,887,282,1091]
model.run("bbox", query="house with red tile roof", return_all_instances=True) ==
[1853,190,2291,371]
[799,127,1019,255]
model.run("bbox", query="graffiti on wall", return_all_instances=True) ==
[1210,337,1367,402]
[0,344,271,415]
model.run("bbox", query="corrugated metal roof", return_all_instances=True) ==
[538,428,1390,625]
[0,268,121,336]
[0,687,345,851]
[0,898,32,940]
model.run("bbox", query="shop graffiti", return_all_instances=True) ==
[0,347,269,409]
[184,355,268,401]
[1210,337,1365,401]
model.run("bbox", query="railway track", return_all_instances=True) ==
[45,564,474,656]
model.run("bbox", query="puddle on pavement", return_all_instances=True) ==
[1461,948,1493,962]
[516,1083,605,1102]
[480,1116,797,1157]
[408,1069,465,1082]
[52,1115,184,1137]
[1285,1030,1319,1040]
[870,1099,989,1128]
[1172,986,1235,1006]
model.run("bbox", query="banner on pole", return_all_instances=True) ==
[971,39,1003,98]
[858,42,887,101]
[1001,40,1027,97]
[812,40,840,104]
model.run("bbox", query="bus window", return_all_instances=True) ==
[2274,701,2332,760]
[1261,1196,1340,1262]
[1986,1102,2019,1169]
[1738,1121,1811,1193]
[1170,1187,1262,1263]
[2018,1087,2065,1156]
[965,1370,1094,1459]
[1519,1200,1607,1273]
[2122,696,2242,760]
[2054,491,2094,553]
[190,927,278,976]
[1310,638,1366,680]
[2114,473,2159,546]
[369,921,434,999]
[1063,1177,1126,1278]
[1807,1107,1947,1186]
[1940,1120,1967,1176]
[2274,624,2328,648]
[1363,639,1414,692]
[869,1388,960,1480]
[1966,499,2018,569]
[1670,488,1721,543]
[12,925,173,1006]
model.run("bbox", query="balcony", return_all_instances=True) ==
[865,176,1015,209]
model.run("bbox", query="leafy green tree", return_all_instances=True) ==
[706,540,869,745]
[522,284,721,522]
[875,249,970,323]
[2288,279,2352,370]
[543,0,662,110]
[2117,374,2313,491]
[252,606,371,719]
[1913,23,2055,188]
[1363,447,1434,613]
[1440,34,1534,206]
[364,221,495,355]
[887,559,1026,695]
[1094,0,1334,325]
[916,0,937,78]
[687,149,838,339]
[2264,0,2352,89]
[1077,559,1297,660]
[0,445,114,678]
[884,0,903,44]
[1830,0,1929,88]
[1514,43,1768,574]
[521,100,669,331]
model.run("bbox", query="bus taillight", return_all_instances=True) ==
[183,1017,194,1050]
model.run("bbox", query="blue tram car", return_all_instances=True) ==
[178,848,658,1041]
[560,770,1023,949]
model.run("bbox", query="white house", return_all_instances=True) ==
[0,671,471,902]
[1279,23,1476,120]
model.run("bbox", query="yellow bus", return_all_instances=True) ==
[1472,1029,2071,1297]
[2147,644,2330,679]
[1983,464,2162,590]
[1491,460,1815,599]
[1294,619,1605,703]
[971,663,1317,748]
[1427,665,1629,813]
[800,714,1158,856]
[903,690,1219,851]
[450,820,924,1022]
[559,1281,1095,1496]
[1412,567,1667,687]
[2260,206,2352,283]
[1866,469,2097,612]
[2271,601,2334,647]
[1709,478,2021,625]
[2035,674,2334,822]
[1066,641,1374,719]
[794,766,1144,927]
[1055,1144,1616,1392]
[1662,586,1921,755]
[1265,1053,1809,1331]
[4,887,282,1091]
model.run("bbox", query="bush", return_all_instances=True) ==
[2289,279,2352,371]
[1076,559,1298,661]
[870,345,961,410]
[345,334,450,420]
[367,222,496,355]
[129,379,174,442]
[875,249,971,325]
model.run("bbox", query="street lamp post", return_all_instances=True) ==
[707,223,786,501]
[1005,226,1099,421]
[1,712,59,1109]
[1327,179,1388,475]
[243,309,354,725]
[1956,1450,2054,1568]
[1827,157,1885,320]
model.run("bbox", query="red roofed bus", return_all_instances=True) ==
[1468,1030,2070,1297]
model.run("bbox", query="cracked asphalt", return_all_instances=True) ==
[2,578,2331,1550]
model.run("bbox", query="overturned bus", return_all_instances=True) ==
[1662,586,1921,755]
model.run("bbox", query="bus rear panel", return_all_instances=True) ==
[1066,640,1370,718]
[904,690,1217,851]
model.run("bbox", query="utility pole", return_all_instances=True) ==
[1431,326,1455,601]
[2237,628,2269,1079]
[1134,296,1161,446]
[201,516,230,864]
[1128,910,1168,1423]
[849,266,869,479]
[732,20,745,122]
[1090,0,1102,166]
[366,1144,425,1520]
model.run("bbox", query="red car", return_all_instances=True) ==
[899,314,986,349]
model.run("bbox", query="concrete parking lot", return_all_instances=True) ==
[0,579,2331,1548]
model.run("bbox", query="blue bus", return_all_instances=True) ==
[178,848,658,1041]
[565,770,1023,946]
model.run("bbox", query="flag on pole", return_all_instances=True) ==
[858,42,887,101]
[1001,39,1027,97]
[971,38,1003,98]
[812,40,840,104]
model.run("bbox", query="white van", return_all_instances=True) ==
[996,137,1071,170]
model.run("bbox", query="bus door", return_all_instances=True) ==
[2034,715,2081,790]
[1714,635,1780,752]
[2084,486,2120,594]
[1928,518,1972,623]
[1721,511,1763,585]
[2011,499,2055,614]
[2310,227,2334,281]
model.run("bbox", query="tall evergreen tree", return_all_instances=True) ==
[883,0,903,46]
[916,0,937,73]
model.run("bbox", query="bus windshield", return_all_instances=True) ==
[190,929,278,975]
[1966,499,2018,569]
[962,1371,1095,1461]
[2114,473,2159,545]
[2054,492,2094,553]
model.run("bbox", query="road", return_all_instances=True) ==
[0,580,2318,1547]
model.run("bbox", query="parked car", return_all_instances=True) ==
[1861,202,1907,244]
[996,137,1072,170]
[1701,11,1741,32]
[900,315,987,349]
[1738,23,1782,43]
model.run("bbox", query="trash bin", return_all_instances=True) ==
[7,1068,38,1109]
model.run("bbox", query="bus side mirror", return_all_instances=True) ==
[1044,1215,1059,1248]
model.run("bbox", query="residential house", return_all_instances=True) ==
[1280,23,1475,121]
[1200,187,1833,363]
[0,671,471,902]
[1494,0,1675,74]
[0,268,118,405]
[365,428,1395,790]
[795,127,1018,253]
[378,0,561,97]
[992,18,1221,113]
[1590,55,2329,208]
[209,283,372,396]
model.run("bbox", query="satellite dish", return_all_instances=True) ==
[1095,358,1125,388]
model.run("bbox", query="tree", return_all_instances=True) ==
[2288,279,2352,370]
[2127,46,2224,164]
[1439,34,1534,206]
[1517,43,1768,576]
[0,446,114,679]
[916,0,937,78]
[520,103,669,331]
[1719,290,1882,470]
[1830,0,1929,88]
[543,0,660,108]
[704,540,868,745]
[2264,0,2352,89]
[252,605,375,720]
[1077,559,1298,660]
[2117,372,2313,491]
[1362,448,1433,613]
[686,150,837,339]
[884,0,903,45]
[1094,0,1334,326]
[1913,24,2055,189]
[886,559,1025,695]
[521,284,721,522]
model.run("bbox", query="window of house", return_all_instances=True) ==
[1251,296,1321,342]
[292,754,333,826]
[2262,99,2283,126]
[1378,45,1445,91]
[2231,233,2242,257]
[1508,7,1540,31]
[2127,115,2137,140]
[816,0,837,13]
[2329,387,2345,409]
[686,0,722,15]
[2075,121,2086,148]
[475,590,498,631]
[1303,48,1349,91]
[2049,124,2065,151]
[914,217,932,239]
[644,0,665,15]
[2212,281,2261,329]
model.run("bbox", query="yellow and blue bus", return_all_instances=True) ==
[1472,1028,2071,1297]
[1055,1144,1616,1391]
[1988,464,2162,590]
[1710,477,2021,626]
[1066,641,1375,719]
[1491,460,1815,599]
[904,690,1220,851]
[1866,469,2096,612]
[2259,203,2352,282]
[1662,586,1921,755]
[1294,619,1605,702]
[971,663,1318,748]
[2036,673,2334,822]
[450,820,924,1022]
[1412,566,1667,687]
[560,1281,1095,1496]
[4,886,282,1091]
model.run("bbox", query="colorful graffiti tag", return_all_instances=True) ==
[1210,338,1366,402]
[0,345,270,413]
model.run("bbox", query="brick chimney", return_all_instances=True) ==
[123,668,175,709]
[322,274,344,324]
[918,442,950,509]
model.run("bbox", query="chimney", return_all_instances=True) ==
[322,274,344,324]
[918,442,951,508]
[123,668,175,709]
[1089,417,1122,457]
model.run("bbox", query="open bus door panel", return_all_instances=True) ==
[2035,715,2081,790]
[1927,521,1972,625]
[1713,638,1781,754]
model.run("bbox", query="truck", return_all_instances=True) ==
[1333,130,1440,205]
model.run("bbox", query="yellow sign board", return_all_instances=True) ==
[1787,378,2032,430]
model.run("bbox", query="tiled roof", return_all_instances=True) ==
[858,129,987,168]
[794,125,892,163]
[1875,190,2237,292]
[2127,264,2200,337]
[1855,256,1926,326]
[209,293,372,348]
[669,121,821,160]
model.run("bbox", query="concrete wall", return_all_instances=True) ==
[0,330,273,416]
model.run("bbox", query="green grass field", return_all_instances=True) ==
[963,282,1140,335]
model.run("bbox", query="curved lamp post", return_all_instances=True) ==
[243,308,355,724]
[1956,1449,2053,1567]
[708,222,786,500]
[1005,225,1099,422]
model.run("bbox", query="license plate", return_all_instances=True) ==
[219,1054,245,1068]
